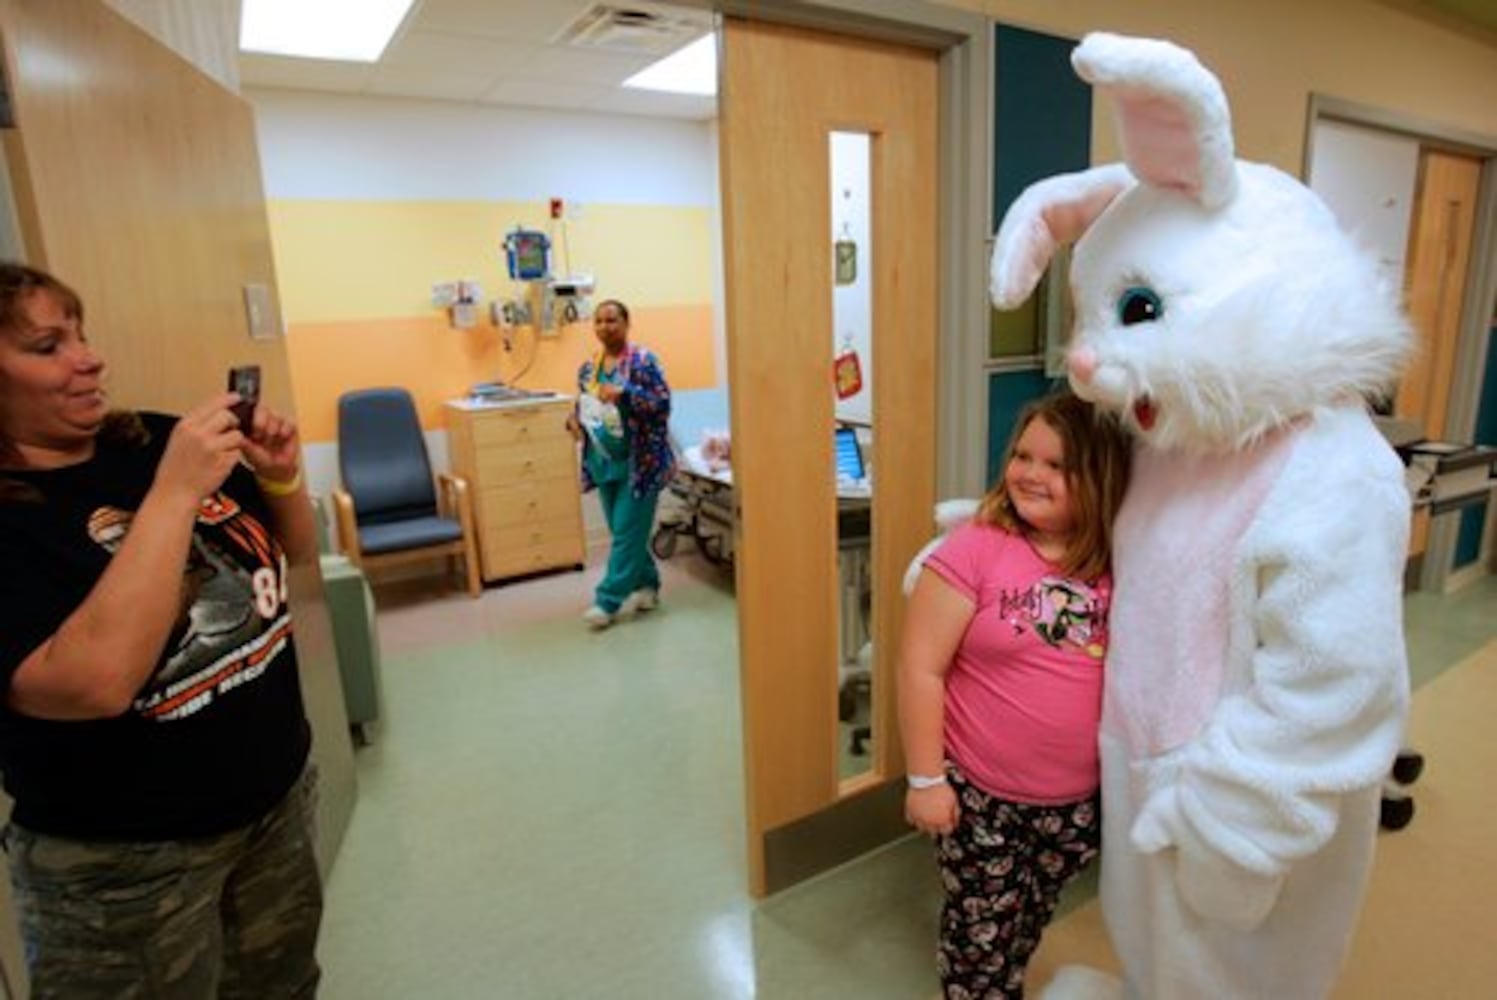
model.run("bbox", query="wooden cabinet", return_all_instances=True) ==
[446,399,586,582]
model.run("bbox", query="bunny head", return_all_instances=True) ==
[991,34,1410,454]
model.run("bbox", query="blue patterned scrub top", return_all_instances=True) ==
[576,343,677,498]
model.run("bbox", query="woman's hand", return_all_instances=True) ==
[905,784,960,837]
[241,404,301,484]
[565,412,582,442]
[596,384,623,404]
[153,393,244,504]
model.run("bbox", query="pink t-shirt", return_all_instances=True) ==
[925,522,1110,804]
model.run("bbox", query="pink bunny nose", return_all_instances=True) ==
[1068,347,1098,384]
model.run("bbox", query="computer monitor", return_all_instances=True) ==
[835,426,865,481]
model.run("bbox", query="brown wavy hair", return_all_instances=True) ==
[977,390,1132,581]
[0,263,147,497]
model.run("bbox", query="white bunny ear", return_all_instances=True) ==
[990,164,1133,309]
[1073,33,1237,209]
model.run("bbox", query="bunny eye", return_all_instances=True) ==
[1116,286,1163,326]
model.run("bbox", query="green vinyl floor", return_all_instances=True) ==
[316,553,1497,999]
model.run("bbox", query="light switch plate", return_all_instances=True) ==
[243,283,279,340]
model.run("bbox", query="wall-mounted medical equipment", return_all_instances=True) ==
[548,273,595,300]
[545,272,596,327]
[494,208,600,337]
[432,278,483,329]
[504,228,552,282]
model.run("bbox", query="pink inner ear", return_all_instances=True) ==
[1040,189,1120,246]
[996,183,1119,304]
[1001,215,1059,303]
[1111,89,1202,198]
[991,165,1132,308]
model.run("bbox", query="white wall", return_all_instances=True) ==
[831,131,873,426]
[1308,119,1420,287]
[249,88,718,206]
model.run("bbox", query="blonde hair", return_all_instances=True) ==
[977,391,1132,581]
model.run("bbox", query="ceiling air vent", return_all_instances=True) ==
[555,3,711,56]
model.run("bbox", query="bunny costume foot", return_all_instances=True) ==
[990,33,1412,999]
[1039,965,1123,1000]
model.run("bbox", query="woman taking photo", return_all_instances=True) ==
[0,263,322,997]
[569,299,675,629]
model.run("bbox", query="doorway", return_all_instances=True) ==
[1307,102,1497,590]
[714,3,992,895]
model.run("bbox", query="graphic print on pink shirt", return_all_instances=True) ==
[926,523,1110,804]
[999,577,1110,659]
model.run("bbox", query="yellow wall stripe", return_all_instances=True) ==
[267,200,715,324]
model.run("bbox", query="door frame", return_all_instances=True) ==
[1305,95,1497,588]
[681,0,993,499]
[685,0,989,896]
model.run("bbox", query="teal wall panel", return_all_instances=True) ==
[992,25,1092,226]
[985,25,1092,478]
[987,369,1064,483]
[1454,325,1496,568]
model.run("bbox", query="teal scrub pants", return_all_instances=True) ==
[595,480,662,613]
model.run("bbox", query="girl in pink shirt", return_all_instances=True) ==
[899,391,1131,998]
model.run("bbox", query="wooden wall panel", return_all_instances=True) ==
[0,0,354,889]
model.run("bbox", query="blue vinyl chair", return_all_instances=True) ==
[331,387,481,597]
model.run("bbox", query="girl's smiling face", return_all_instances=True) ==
[1004,415,1075,539]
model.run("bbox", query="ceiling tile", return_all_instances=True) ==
[416,0,595,42]
[239,53,377,93]
[382,29,540,71]
[237,1,717,118]
[524,44,657,85]
[367,63,503,102]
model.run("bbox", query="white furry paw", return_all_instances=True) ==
[1040,965,1124,1000]
[933,498,980,530]
[902,536,944,596]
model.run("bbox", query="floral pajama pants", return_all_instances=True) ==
[934,767,1101,999]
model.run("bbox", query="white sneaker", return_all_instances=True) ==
[581,605,613,629]
[619,588,659,616]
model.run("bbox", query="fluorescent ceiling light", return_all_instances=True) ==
[240,0,415,62]
[623,33,716,96]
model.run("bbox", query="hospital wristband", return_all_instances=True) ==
[256,468,303,497]
[907,774,947,790]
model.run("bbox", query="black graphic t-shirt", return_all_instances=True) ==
[0,412,310,839]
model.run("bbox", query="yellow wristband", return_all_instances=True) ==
[255,468,303,497]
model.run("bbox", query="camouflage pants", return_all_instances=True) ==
[3,767,322,999]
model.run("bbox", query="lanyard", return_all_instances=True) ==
[590,349,630,393]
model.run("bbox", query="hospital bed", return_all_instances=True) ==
[650,388,737,566]
[652,389,876,756]
[650,389,873,569]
